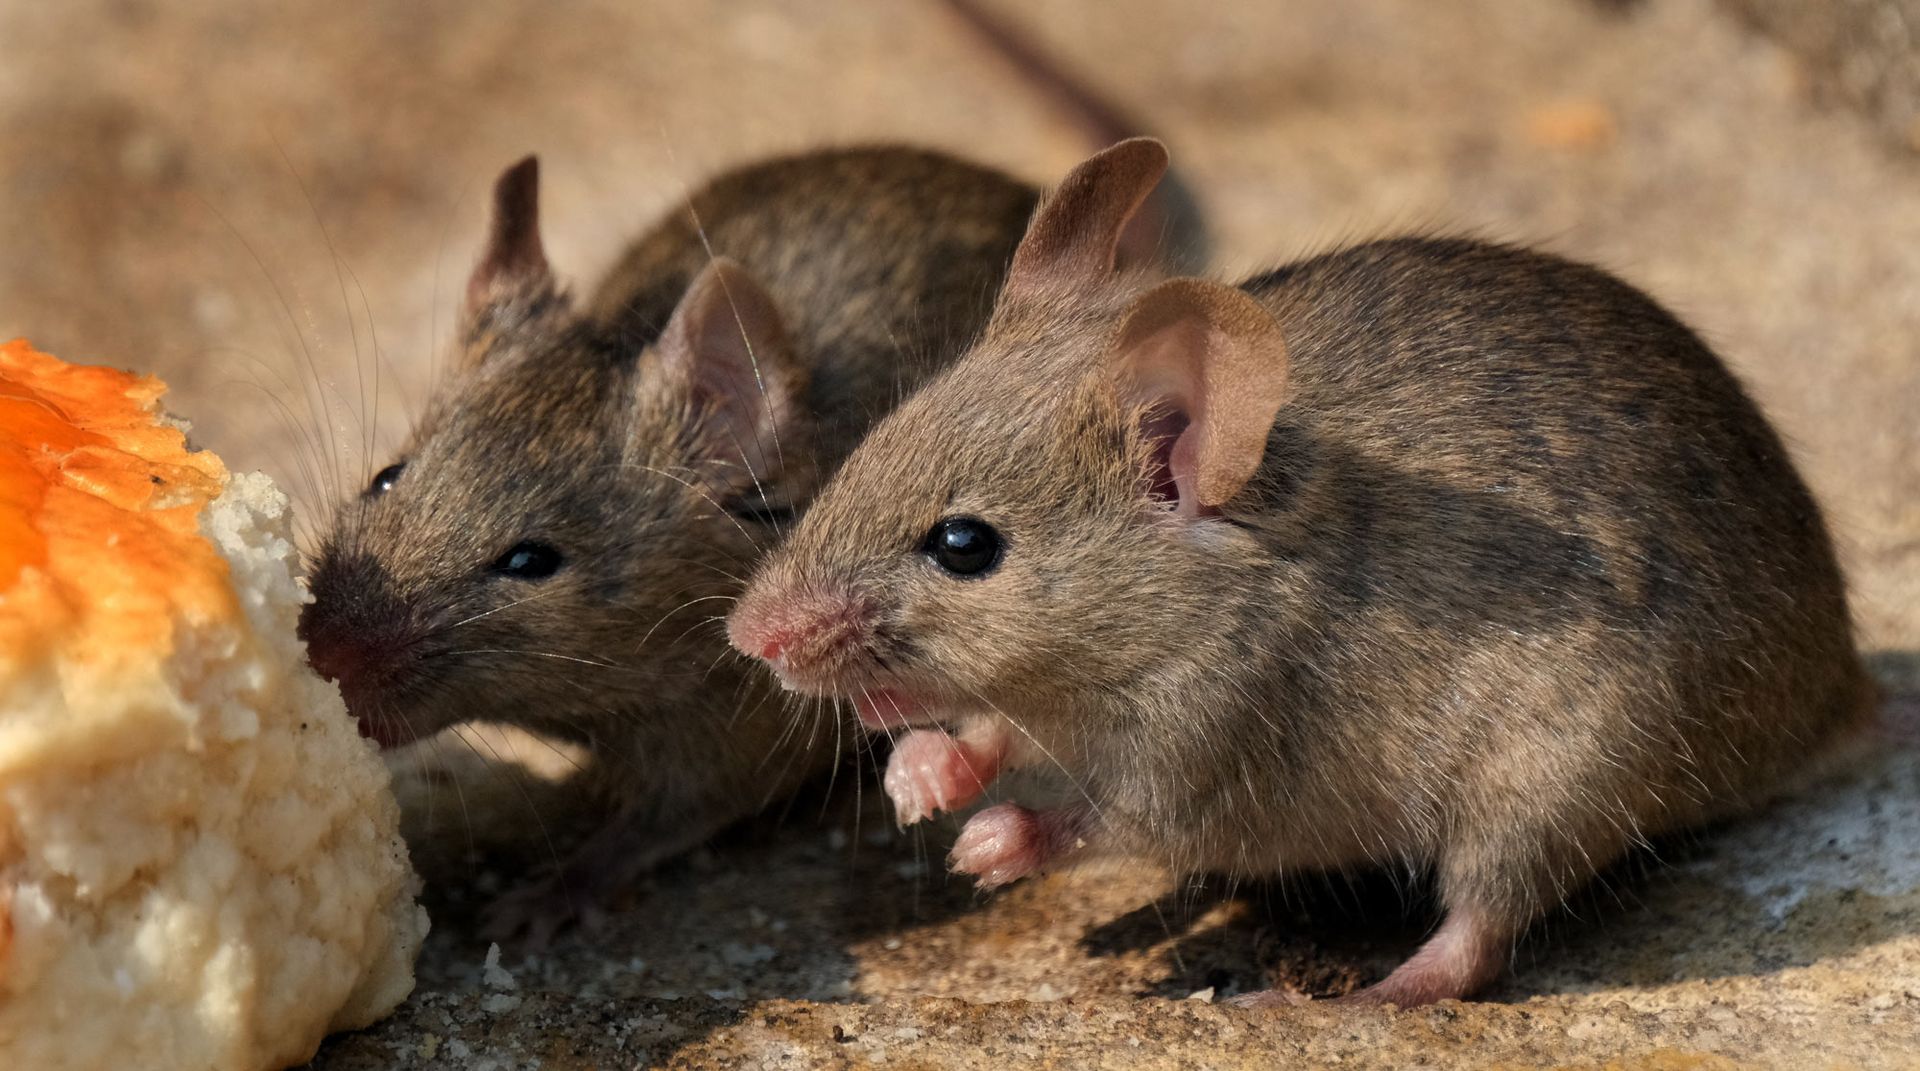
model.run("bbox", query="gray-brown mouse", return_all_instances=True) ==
[297,148,1037,937]
[726,138,1874,1006]
[296,16,1206,939]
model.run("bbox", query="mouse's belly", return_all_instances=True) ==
[1085,751,1431,881]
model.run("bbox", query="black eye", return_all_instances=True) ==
[365,462,406,498]
[922,517,1002,577]
[491,541,564,580]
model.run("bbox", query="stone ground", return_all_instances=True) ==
[2,0,1917,1067]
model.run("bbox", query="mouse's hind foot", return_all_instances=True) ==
[1334,902,1515,1007]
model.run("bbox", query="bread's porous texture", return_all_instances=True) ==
[0,341,428,1071]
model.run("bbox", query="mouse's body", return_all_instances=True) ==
[298,147,1042,938]
[298,5,1210,936]
[728,140,1872,1005]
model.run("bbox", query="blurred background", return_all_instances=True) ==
[5,2,1919,1060]
[1,0,1914,659]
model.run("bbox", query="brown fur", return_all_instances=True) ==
[295,2,1213,934]
[731,140,1873,1002]
[298,147,1042,929]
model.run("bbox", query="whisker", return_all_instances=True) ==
[341,255,416,443]
[455,719,574,887]
[191,191,350,504]
[430,171,483,402]
[271,135,373,487]
[953,682,1108,832]
[430,648,629,671]
[634,594,738,654]
[438,585,578,633]
[608,463,768,559]
[678,170,793,547]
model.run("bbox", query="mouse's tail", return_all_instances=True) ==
[940,0,1211,275]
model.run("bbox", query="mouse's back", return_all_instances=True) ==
[588,148,1041,466]
[1241,237,1869,814]
[725,142,1873,1007]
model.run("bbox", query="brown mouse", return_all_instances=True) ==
[296,18,1205,938]
[726,138,1874,1005]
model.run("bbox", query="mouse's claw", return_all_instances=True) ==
[477,807,731,950]
[884,728,1001,825]
[948,802,1091,890]
[478,873,575,952]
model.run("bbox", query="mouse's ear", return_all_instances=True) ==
[1109,278,1291,515]
[1005,138,1169,296]
[463,155,560,323]
[655,257,810,499]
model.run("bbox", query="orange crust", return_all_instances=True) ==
[0,340,233,666]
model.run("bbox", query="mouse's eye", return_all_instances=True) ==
[364,462,406,499]
[922,517,1002,577]
[491,541,564,580]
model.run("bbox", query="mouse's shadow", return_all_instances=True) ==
[1076,869,1432,999]
[1072,847,1679,1001]
[391,735,990,990]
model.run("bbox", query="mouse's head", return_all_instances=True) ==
[728,139,1292,733]
[301,157,811,747]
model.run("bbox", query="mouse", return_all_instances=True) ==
[296,17,1206,941]
[725,138,1875,1006]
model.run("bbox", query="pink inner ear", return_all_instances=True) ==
[662,260,796,489]
[1126,320,1216,519]
[1139,406,1187,507]
[1115,278,1291,516]
[695,335,767,445]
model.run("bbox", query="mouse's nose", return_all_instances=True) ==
[727,583,871,686]
[302,626,351,683]
[301,620,373,686]
[298,608,404,696]
[298,612,421,747]
[298,549,422,744]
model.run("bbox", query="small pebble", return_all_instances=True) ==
[481,944,518,991]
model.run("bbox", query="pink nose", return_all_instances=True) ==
[728,585,869,681]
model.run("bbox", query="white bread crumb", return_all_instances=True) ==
[0,470,428,1071]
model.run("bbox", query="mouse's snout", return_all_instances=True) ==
[298,551,423,747]
[300,620,362,686]
[727,580,874,692]
[299,611,417,746]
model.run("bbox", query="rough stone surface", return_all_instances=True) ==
[2,0,1916,1067]
[308,730,1920,1068]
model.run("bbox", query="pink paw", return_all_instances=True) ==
[949,803,1076,889]
[883,728,1002,825]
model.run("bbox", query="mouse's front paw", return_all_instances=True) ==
[479,871,607,952]
[884,728,1000,824]
[950,802,1080,889]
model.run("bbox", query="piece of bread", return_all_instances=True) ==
[0,340,428,1071]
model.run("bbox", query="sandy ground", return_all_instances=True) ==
[2,0,1917,1066]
